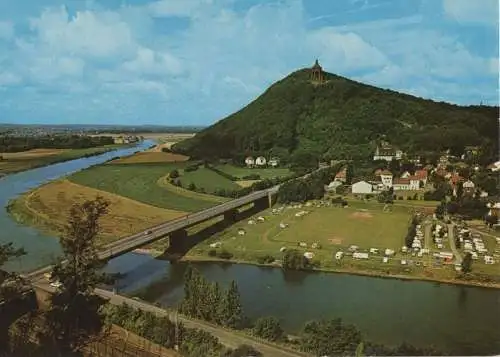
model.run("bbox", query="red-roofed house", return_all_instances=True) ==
[414,169,428,184]
[393,178,410,190]
[407,175,421,190]
[334,167,347,183]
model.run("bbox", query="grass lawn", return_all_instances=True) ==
[69,163,221,212]
[214,164,292,180]
[179,167,240,193]
[7,180,186,245]
[0,145,124,176]
[188,202,411,265]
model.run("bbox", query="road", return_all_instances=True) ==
[447,223,462,264]
[33,280,309,357]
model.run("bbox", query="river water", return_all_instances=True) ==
[1,141,499,355]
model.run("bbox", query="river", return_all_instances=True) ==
[1,142,499,355]
[0,140,154,271]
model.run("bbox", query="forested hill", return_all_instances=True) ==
[172,68,499,164]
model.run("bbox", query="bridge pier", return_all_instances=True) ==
[169,229,188,250]
[254,196,270,210]
[224,209,238,223]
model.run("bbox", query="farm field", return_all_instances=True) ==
[179,167,241,193]
[0,145,123,176]
[214,164,292,180]
[69,163,222,212]
[7,180,186,245]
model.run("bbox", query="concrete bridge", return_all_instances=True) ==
[22,185,279,280]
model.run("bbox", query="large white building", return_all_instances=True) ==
[352,181,375,195]
[373,142,404,162]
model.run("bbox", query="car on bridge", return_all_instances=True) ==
[144,229,153,235]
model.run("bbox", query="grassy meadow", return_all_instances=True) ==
[69,163,221,212]
[0,145,124,176]
[188,201,412,266]
[179,167,241,192]
[8,180,186,245]
[214,164,292,180]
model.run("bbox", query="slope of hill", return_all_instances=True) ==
[173,68,498,163]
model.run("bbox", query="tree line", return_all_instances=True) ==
[175,265,444,356]
[0,135,114,153]
[276,164,344,203]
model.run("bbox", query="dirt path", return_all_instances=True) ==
[447,223,462,264]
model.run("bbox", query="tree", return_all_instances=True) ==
[252,316,284,341]
[456,182,464,200]
[282,249,308,270]
[0,243,26,301]
[462,252,473,273]
[220,281,243,329]
[222,344,263,357]
[485,214,498,228]
[0,243,27,354]
[169,169,179,178]
[300,319,362,356]
[43,197,110,354]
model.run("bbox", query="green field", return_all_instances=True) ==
[189,202,412,266]
[0,145,124,176]
[214,164,292,180]
[69,163,222,212]
[179,167,240,192]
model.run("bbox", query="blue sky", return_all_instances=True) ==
[0,0,498,126]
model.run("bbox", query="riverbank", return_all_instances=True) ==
[178,254,500,290]
[0,144,130,177]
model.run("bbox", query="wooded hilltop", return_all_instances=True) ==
[172,68,498,165]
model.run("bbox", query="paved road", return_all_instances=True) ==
[447,223,462,264]
[33,280,309,357]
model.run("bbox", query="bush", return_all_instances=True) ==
[252,317,284,342]
[170,169,179,178]
[187,182,196,191]
[208,249,217,257]
[184,164,199,172]
[217,250,234,260]
[242,174,261,180]
[256,255,275,264]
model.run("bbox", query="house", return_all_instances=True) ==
[392,178,410,191]
[407,175,421,190]
[414,169,428,185]
[268,157,280,167]
[379,170,393,188]
[326,180,343,192]
[487,161,500,172]
[255,156,267,166]
[462,180,475,195]
[334,167,347,183]
[245,156,255,167]
[486,202,500,218]
[351,181,374,195]
[373,142,404,162]
[401,171,411,178]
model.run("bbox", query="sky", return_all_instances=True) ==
[0,0,498,126]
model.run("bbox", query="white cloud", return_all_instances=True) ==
[122,47,184,76]
[0,21,14,40]
[29,6,136,59]
[0,72,21,86]
[443,0,499,26]
[148,0,216,18]
[306,28,388,70]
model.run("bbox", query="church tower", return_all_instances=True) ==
[310,59,325,83]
